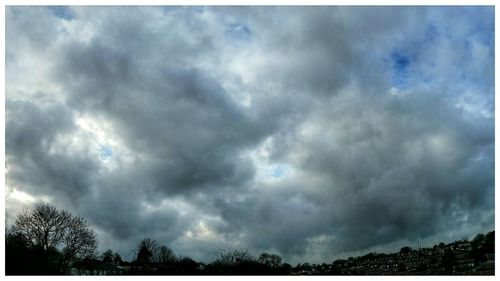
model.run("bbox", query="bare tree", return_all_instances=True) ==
[11,204,69,250]
[10,203,97,265]
[61,215,97,265]
[157,245,177,264]
[135,238,159,264]
[216,248,254,265]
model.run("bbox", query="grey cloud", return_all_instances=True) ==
[56,37,270,195]
[208,13,494,256]
[214,190,329,257]
[6,6,494,264]
[6,99,100,202]
[6,7,61,52]
[231,7,427,97]
[82,188,183,242]
[6,99,75,156]
[263,90,494,256]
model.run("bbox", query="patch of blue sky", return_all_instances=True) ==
[100,146,113,160]
[381,24,433,90]
[391,52,410,72]
[47,6,74,21]
[225,23,251,42]
[266,164,290,179]
[442,8,494,83]
[387,51,414,89]
[424,23,439,41]
[271,166,285,178]
[386,7,493,92]
[429,7,493,48]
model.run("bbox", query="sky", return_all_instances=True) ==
[5,6,495,264]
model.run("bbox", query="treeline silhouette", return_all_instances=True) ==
[5,204,495,275]
[6,203,97,275]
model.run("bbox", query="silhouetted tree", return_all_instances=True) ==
[102,249,114,263]
[157,245,177,264]
[135,238,159,264]
[302,262,312,272]
[11,204,70,251]
[6,231,33,274]
[176,257,199,274]
[205,248,261,274]
[258,252,282,268]
[7,203,97,274]
[154,245,178,274]
[216,248,254,265]
[61,215,97,266]
[113,252,123,265]
[471,233,486,262]
[484,231,494,253]
[281,263,293,274]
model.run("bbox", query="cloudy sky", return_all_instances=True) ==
[5,6,494,264]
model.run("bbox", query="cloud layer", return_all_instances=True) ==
[6,6,494,263]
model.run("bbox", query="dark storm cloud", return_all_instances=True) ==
[197,7,493,260]
[6,6,494,263]
[6,99,100,202]
[259,90,493,256]
[213,186,332,258]
[6,99,75,156]
[81,179,185,242]
[56,36,269,195]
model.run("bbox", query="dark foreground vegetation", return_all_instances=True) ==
[6,204,494,275]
